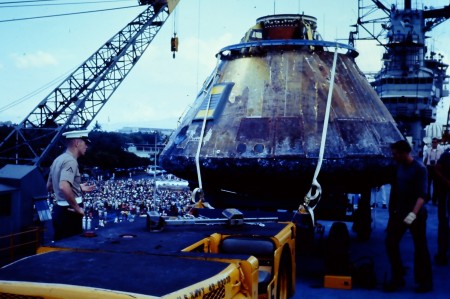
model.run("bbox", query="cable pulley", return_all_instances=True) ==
[171,33,178,58]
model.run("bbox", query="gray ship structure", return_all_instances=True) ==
[354,0,450,152]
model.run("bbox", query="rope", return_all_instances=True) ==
[299,45,339,225]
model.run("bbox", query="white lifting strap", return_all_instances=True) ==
[191,92,212,210]
[195,92,212,191]
[300,45,339,225]
[192,58,219,198]
[193,59,220,208]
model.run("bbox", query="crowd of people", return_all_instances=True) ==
[50,174,193,228]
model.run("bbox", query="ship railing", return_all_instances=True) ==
[0,227,42,266]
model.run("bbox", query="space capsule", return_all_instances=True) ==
[159,14,403,210]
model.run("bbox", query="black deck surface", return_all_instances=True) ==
[2,204,449,298]
[0,250,229,296]
[43,210,291,254]
[0,210,291,296]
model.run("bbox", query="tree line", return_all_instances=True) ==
[0,125,168,176]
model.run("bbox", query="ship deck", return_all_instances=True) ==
[0,250,232,296]
[0,209,292,297]
[296,201,449,299]
[1,203,448,298]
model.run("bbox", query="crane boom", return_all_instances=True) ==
[0,1,179,168]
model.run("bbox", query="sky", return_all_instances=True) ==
[0,0,449,131]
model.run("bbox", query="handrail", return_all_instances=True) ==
[0,227,42,264]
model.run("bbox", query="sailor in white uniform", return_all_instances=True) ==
[47,129,95,240]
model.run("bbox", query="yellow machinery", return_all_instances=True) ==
[0,209,296,299]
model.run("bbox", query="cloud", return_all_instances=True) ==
[354,40,384,73]
[10,51,58,69]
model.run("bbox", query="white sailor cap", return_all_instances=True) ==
[62,130,91,143]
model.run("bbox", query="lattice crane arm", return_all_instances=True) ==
[0,0,179,169]
[423,5,450,32]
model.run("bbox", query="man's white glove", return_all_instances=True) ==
[403,212,416,225]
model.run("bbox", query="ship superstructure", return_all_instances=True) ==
[354,0,450,152]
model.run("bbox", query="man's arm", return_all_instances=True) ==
[80,182,96,192]
[59,180,84,215]
[422,149,428,164]
[46,176,53,192]
[411,197,426,215]
[404,163,427,225]
[414,164,428,214]
[404,196,426,225]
